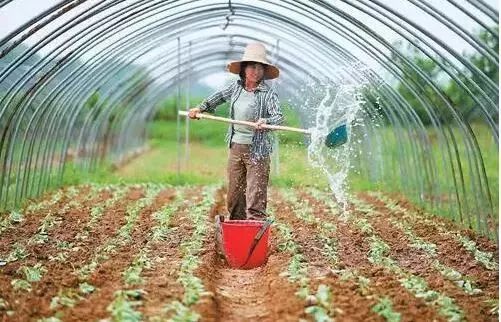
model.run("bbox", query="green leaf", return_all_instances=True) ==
[11,279,31,291]
[372,297,401,322]
[316,284,332,308]
[305,306,333,322]
[79,282,96,295]
[164,301,200,322]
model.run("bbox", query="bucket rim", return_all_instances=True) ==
[222,220,269,227]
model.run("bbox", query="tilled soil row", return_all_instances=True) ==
[270,189,402,322]
[358,193,499,297]
[0,185,91,255]
[0,185,203,322]
[375,192,498,262]
[0,185,114,320]
[349,193,497,321]
[1,186,111,269]
[139,188,204,320]
[193,187,306,322]
[61,186,179,322]
[296,190,446,322]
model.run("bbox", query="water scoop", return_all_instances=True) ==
[178,111,348,148]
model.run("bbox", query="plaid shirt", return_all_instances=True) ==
[197,79,284,160]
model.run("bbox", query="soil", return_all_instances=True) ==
[0,185,497,322]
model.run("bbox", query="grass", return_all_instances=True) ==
[107,105,323,189]
[114,140,330,189]
[62,130,395,199]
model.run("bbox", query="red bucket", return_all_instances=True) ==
[221,220,271,269]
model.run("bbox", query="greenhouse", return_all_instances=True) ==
[0,1,498,321]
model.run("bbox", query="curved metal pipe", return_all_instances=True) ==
[0,0,497,239]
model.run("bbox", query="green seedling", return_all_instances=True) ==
[372,297,401,322]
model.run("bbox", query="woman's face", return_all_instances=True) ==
[244,62,265,83]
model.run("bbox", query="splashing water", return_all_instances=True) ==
[307,84,363,209]
[288,62,382,212]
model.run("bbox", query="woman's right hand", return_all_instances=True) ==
[188,108,201,119]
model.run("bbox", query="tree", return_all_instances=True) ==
[444,27,499,122]
[391,40,449,125]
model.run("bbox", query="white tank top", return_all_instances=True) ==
[232,89,256,144]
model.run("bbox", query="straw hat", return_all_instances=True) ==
[227,42,280,80]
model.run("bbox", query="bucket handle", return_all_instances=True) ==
[238,218,274,268]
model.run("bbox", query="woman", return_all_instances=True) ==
[188,42,284,221]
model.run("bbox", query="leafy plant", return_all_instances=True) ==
[276,223,299,253]
[178,274,204,306]
[48,252,68,262]
[163,301,200,322]
[390,218,438,256]
[400,276,439,302]
[106,289,145,322]
[286,254,308,283]
[9,211,23,223]
[269,206,313,310]
[321,240,339,266]
[89,206,104,224]
[150,194,183,242]
[305,305,332,322]
[19,263,46,282]
[433,261,482,295]
[368,237,391,265]
[295,286,311,300]
[458,236,498,270]
[372,297,401,322]
[305,285,335,322]
[31,214,62,245]
[77,187,162,280]
[356,275,371,296]
[356,218,373,235]
[56,241,72,249]
[315,284,332,308]
[0,210,24,234]
[50,289,82,309]
[123,251,151,286]
[11,279,31,291]
[32,233,49,244]
[79,282,96,295]
[436,296,464,322]
[6,242,28,262]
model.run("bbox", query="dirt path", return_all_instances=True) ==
[216,267,277,320]
[139,187,203,319]
[193,187,305,322]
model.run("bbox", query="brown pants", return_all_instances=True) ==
[227,143,270,220]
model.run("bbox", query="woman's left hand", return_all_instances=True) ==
[255,118,267,130]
